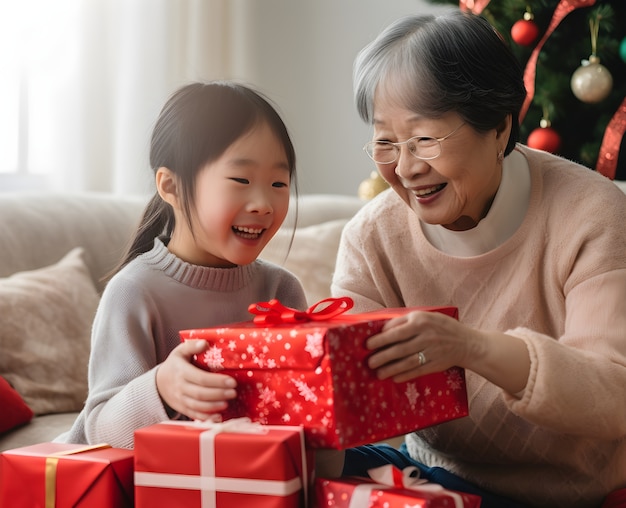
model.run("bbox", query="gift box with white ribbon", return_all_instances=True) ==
[315,465,482,507]
[134,418,312,508]
[181,297,468,449]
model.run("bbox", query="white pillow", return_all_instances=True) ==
[261,219,348,305]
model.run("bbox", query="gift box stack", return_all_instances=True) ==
[133,298,472,507]
[181,298,469,449]
[0,298,474,508]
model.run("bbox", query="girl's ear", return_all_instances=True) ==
[156,167,181,210]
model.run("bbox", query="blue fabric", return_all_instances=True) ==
[342,443,529,508]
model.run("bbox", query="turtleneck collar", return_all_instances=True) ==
[420,148,531,256]
[140,237,259,292]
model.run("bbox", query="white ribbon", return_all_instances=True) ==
[347,465,464,508]
[134,472,302,496]
[136,418,308,508]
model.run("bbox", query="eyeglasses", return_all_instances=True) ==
[363,123,465,164]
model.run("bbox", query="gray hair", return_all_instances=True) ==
[354,11,526,155]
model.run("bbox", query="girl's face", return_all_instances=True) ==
[169,122,291,267]
[371,96,508,231]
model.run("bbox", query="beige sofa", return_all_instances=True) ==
[0,191,364,452]
[3,179,625,453]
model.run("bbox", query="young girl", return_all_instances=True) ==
[56,81,307,449]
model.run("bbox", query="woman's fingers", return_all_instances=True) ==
[365,310,470,381]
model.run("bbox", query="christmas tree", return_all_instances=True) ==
[425,0,626,180]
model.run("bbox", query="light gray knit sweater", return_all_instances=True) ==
[56,238,306,449]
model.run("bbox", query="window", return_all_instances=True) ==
[0,1,79,191]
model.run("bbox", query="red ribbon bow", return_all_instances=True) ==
[248,297,354,325]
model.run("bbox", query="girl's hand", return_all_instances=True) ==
[366,310,530,395]
[156,339,237,421]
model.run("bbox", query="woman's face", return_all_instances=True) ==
[371,96,509,231]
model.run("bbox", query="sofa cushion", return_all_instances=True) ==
[0,375,33,434]
[261,219,349,305]
[0,248,99,415]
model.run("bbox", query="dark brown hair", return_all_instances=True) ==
[111,81,297,276]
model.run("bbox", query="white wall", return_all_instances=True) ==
[231,0,454,196]
[1,0,453,196]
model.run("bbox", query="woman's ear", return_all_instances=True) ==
[156,167,181,210]
[496,114,513,141]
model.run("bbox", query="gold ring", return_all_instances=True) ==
[417,351,427,366]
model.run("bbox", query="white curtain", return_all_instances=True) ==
[0,0,237,195]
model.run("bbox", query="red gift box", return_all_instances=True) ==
[134,419,313,508]
[0,442,134,508]
[315,465,482,507]
[180,298,469,449]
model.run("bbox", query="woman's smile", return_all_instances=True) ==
[412,183,447,198]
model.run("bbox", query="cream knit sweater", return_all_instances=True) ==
[332,145,626,508]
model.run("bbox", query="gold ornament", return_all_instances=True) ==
[358,171,389,200]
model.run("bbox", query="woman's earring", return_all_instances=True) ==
[497,150,504,163]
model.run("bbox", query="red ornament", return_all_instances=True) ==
[511,19,540,46]
[527,126,562,153]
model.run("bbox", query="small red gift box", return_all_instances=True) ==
[134,419,312,508]
[0,442,134,508]
[315,465,482,507]
[180,298,469,449]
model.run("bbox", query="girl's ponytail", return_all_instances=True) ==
[103,193,174,282]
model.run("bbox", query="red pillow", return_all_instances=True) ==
[602,489,626,508]
[0,375,33,433]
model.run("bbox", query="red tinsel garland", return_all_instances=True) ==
[519,0,596,122]
[458,0,491,14]
[596,98,626,180]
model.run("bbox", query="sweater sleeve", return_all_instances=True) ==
[506,268,626,439]
[501,161,626,438]
[81,273,171,449]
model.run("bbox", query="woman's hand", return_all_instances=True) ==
[156,339,237,420]
[366,310,531,395]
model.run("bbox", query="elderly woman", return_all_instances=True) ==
[327,10,626,508]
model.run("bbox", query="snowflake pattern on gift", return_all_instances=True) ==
[291,378,318,403]
[258,386,278,407]
[304,331,325,358]
[446,368,465,391]
[200,345,225,370]
[404,382,420,409]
